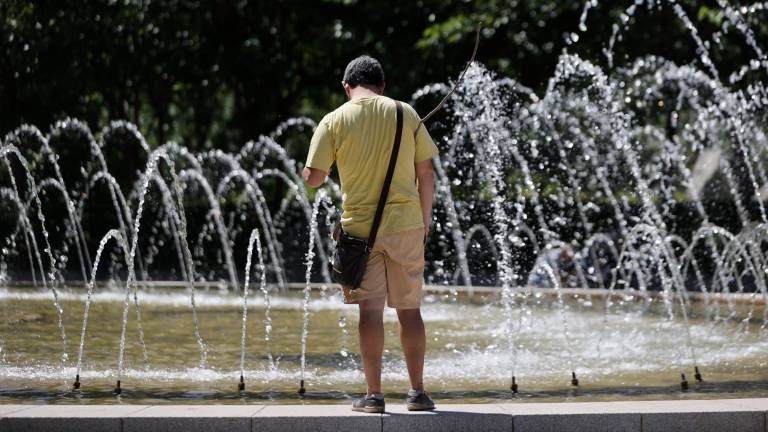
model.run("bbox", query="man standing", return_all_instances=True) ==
[303,55,437,413]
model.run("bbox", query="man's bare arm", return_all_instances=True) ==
[303,167,328,188]
[415,159,435,239]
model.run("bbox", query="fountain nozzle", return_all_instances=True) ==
[694,366,703,382]
[571,371,579,387]
[298,380,306,395]
[238,375,245,392]
[73,374,80,390]
[511,376,518,393]
[114,380,122,395]
[680,373,689,391]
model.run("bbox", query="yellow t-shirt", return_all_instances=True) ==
[306,95,439,238]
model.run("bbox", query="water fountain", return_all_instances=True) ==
[1,1,767,403]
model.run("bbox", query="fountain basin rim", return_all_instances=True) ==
[1,398,767,431]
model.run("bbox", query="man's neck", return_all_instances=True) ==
[349,86,381,100]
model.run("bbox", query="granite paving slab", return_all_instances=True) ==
[500,401,641,432]
[124,405,264,432]
[1,398,766,432]
[1,404,150,432]
[253,404,381,432]
[383,404,512,432]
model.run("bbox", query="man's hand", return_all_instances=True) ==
[416,159,435,244]
[303,167,328,188]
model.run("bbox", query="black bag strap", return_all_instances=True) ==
[366,100,403,249]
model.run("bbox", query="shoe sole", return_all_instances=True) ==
[407,405,435,411]
[352,406,385,414]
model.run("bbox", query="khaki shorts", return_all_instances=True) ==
[342,228,425,309]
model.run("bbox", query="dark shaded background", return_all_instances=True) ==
[2,0,765,150]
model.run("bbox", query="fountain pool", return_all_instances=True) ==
[1,285,767,404]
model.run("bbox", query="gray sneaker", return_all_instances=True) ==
[406,389,435,411]
[352,394,385,413]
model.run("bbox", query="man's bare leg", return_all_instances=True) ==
[396,308,425,391]
[358,297,386,395]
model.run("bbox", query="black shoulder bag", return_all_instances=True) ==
[330,100,404,289]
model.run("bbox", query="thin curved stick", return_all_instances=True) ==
[414,24,482,136]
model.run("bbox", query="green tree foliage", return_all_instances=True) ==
[1,0,765,152]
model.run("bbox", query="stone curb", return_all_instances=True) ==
[1,398,766,432]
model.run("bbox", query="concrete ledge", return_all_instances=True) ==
[254,405,380,432]
[383,404,512,432]
[1,405,150,432]
[123,405,263,432]
[1,399,766,432]
[501,402,642,432]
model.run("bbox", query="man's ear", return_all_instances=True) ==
[378,82,386,94]
[342,81,352,98]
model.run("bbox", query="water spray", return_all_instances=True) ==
[75,230,132,395]
[414,23,481,137]
[298,190,329,397]
[238,229,265,394]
